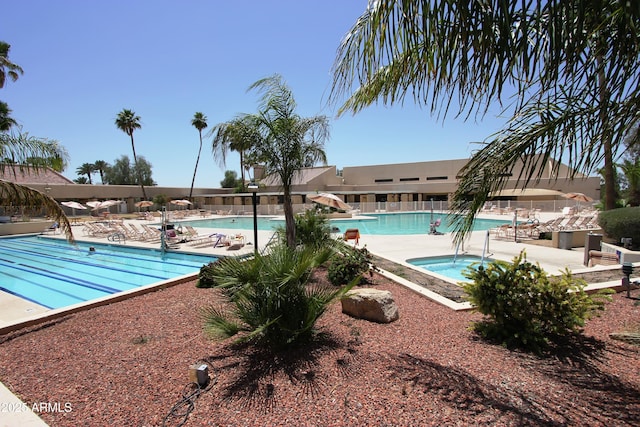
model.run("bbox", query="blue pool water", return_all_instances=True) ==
[407,255,491,282]
[0,236,216,309]
[180,212,508,235]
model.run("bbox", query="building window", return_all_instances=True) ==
[374,178,393,183]
[399,177,419,182]
[426,176,448,181]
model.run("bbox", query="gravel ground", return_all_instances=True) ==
[0,271,638,427]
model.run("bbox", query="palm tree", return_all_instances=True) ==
[93,160,108,184]
[201,244,352,350]
[210,115,259,192]
[189,112,208,199]
[0,41,23,89]
[0,101,17,131]
[247,74,329,248]
[330,0,640,244]
[115,109,147,199]
[76,162,94,184]
[0,131,73,242]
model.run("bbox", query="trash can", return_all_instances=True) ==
[558,231,573,250]
[584,233,603,266]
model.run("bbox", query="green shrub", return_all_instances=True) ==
[598,206,640,250]
[196,260,223,288]
[327,244,377,286]
[463,251,613,354]
[200,244,355,350]
[274,208,333,249]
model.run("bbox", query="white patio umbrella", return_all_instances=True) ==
[307,193,352,211]
[562,192,594,203]
[135,200,154,208]
[87,200,123,215]
[61,201,87,210]
[170,199,192,209]
[562,192,594,209]
[61,201,87,216]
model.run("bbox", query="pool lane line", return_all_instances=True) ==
[7,239,208,270]
[0,246,178,281]
[0,269,96,309]
[0,257,128,294]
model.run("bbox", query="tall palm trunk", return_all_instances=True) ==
[282,186,296,248]
[239,150,246,191]
[597,48,615,210]
[189,130,203,199]
[130,134,147,200]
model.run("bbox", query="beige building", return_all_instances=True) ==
[0,157,600,216]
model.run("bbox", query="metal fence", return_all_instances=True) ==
[203,198,592,217]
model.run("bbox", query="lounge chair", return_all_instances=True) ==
[226,234,245,251]
[183,225,208,240]
[187,233,226,247]
[141,224,163,241]
[82,222,116,237]
[42,222,60,235]
[344,229,360,245]
[537,217,565,233]
[558,215,580,230]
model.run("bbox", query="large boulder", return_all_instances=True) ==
[341,288,399,323]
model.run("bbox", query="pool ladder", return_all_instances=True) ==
[107,232,126,244]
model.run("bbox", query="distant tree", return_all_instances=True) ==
[619,159,640,206]
[93,160,108,184]
[115,109,147,199]
[0,41,23,89]
[103,155,155,186]
[190,112,208,199]
[0,101,17,131]
[0,41,22,134]
[103,155,132,185]
[134,156,155,186]
[76,162,95,184]
[619,123,640,206]
[153,194,169,206]
[210,115,260,192]
[220,170,239,188]
[74,176,89,184]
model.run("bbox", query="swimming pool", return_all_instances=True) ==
[407,255,491,282]
[180,212,508,235]
[0,236,216,309]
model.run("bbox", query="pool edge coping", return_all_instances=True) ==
[0,273,197,336]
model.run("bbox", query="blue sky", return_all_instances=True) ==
[2,0,508,188]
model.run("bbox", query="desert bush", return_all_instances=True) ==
[598,206,640,250]
[274,208,333,249]
[196,260,223,288]
[200,244,355,350]
[463,251,613,354]
[327,244,378,286]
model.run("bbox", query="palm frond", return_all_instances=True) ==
[0,180,74,243]
[201,305,245,340]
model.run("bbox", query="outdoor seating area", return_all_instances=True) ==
[490,212,600,241]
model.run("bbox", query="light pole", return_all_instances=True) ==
[248,184,258,255]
